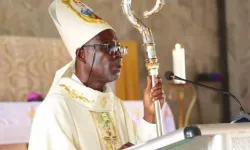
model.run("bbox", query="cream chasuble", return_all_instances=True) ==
[28,75,161,150]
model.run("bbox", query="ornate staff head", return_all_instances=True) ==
[121,0,165,77]
[144,0,165,18]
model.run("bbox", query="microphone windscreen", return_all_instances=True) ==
[165,71,174,80]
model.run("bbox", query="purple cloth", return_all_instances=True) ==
[27,92,43,102]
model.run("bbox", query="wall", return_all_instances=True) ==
[0,36,71,101]
[226,0,250,119]
[0,0,222,128]
[0,0,220,87]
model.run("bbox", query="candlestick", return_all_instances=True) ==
[172,43,186,84]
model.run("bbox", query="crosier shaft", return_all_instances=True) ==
[122,0,165,137]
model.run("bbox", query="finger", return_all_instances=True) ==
[154,95,165,101]
[125,142,134,146]
[154,77,162,84]
[152,95,165,101]
[151,86,162,94]
[151,80,163,90]
[119,145,129,149]
[152,91,166,101]
[151,89,164,97]
[152,78,162,88]
[119,143,134,149]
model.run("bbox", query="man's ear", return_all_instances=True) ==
[76,48,86,63]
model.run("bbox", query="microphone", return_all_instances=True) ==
[165,71,250,123]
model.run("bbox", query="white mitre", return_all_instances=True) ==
[48,0,114,90]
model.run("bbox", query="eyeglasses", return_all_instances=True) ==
[81,43,128,56]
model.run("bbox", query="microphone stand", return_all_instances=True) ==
[172,75,250,123]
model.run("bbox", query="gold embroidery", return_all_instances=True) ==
[100,113,109,123]
[91,112,119,150]
[100,112,117,150]
[59,84,93,103]
[100,97,107,108]
[62,0,109,25]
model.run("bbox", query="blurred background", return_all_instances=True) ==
[1,0,250,149]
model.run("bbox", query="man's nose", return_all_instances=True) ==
[112,50,122,58]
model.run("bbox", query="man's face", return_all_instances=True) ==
[84,29,123,83]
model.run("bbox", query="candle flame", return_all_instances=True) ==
[175,43,181,50]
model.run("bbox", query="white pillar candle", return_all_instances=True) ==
[172,43,186,84]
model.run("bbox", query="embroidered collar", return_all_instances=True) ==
[57,74,115,112]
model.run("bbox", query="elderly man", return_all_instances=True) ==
[28,0,167,149]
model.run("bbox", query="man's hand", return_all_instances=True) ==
[143,76,165,123]
[118,142,134,149]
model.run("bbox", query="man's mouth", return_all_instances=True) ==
[114,64,122,69]
[112,63,122,72]
[111,59,122,72]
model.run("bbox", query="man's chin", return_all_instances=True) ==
[108,73,121,82]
